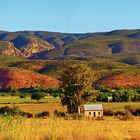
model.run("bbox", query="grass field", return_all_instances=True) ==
[0,96,60,104]
[0,101,140,115]
[0,96,140,139]
[0,96,140,114]
[0,117,140,140]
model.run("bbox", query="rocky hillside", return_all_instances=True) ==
[0,32,54,58]
[0,67,59,89]
[1,29,140,61]
[0,41,24,58]
[96,74,140,89]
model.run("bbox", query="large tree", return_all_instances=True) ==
[60,64,94,114]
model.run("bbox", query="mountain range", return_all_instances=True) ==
[0,29,140,89]
[0,29,140,61]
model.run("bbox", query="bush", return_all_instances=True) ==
[52,93,59,98]
[19,111,33,118]
[0,93,7,96]
[0,106,20,116]
[120,105,134,120]
[132,108,140,116]
[114,111,125,116]
[54,109,66,117]
[103,110,114,116]
[35,111,50,118]
[7,86,17,93]
[104,109,125,117]
[124,105,140,116]
[124,105,135,113]
[120,110,134,121]
[31,92,45,101]
[0,106,33,118]
[19,94,26,98]
[10,93,19,96]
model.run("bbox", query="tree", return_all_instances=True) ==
[112,89,135,102]
[59,64,94,114]
[96,93,108,102]
[7,86,17,93]
[31,93,45,102]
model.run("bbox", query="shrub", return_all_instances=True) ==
[35,111,50,118]
[10,93,19,96]
[0,106,20,116]
[124,105,140,116]
[31,92,45,101]
[114,111,125,116]
[0,93,7,96]
[120,110,134,121]
[103,110,114,116]
[124,105,135,113]
[19,94,26,98]
[20,112,33,118]
[52,93,59,98]
[7,86,17,93]
[120,106,134,120]
[54,109,66,117]
[0,106,33,118]
[132,108,140,116]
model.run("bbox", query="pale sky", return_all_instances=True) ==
[0,0,140,33]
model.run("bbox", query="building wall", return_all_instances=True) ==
[84,110,103,117]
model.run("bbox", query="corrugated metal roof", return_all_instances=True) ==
[84,104,103,111]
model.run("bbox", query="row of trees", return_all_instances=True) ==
[96,90,140,102]
[96,86,140,102]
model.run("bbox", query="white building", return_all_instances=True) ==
[84,104,103,117]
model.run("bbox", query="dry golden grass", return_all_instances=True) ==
[0,117,140,140]
[0,102,140,115]
[0,103,66,114]
[0,102,140,140]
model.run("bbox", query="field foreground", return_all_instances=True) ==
[0,117,140,140]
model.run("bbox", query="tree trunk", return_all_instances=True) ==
[78,106,81,114]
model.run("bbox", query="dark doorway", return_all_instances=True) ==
[93,112,96,117]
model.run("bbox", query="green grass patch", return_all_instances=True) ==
[0,96,60,104]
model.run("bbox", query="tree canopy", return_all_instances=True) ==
[59,64,94,113]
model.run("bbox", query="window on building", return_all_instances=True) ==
[98,112,100,115]
[93,112,96,117]
[89,112,91,115]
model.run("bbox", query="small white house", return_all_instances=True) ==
[84,104,103,117]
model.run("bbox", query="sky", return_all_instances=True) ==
[0,0,140,33]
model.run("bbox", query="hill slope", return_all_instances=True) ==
[0,67,59,89]
[96,74,140,89]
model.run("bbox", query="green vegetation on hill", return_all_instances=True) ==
[0,55,23,67]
